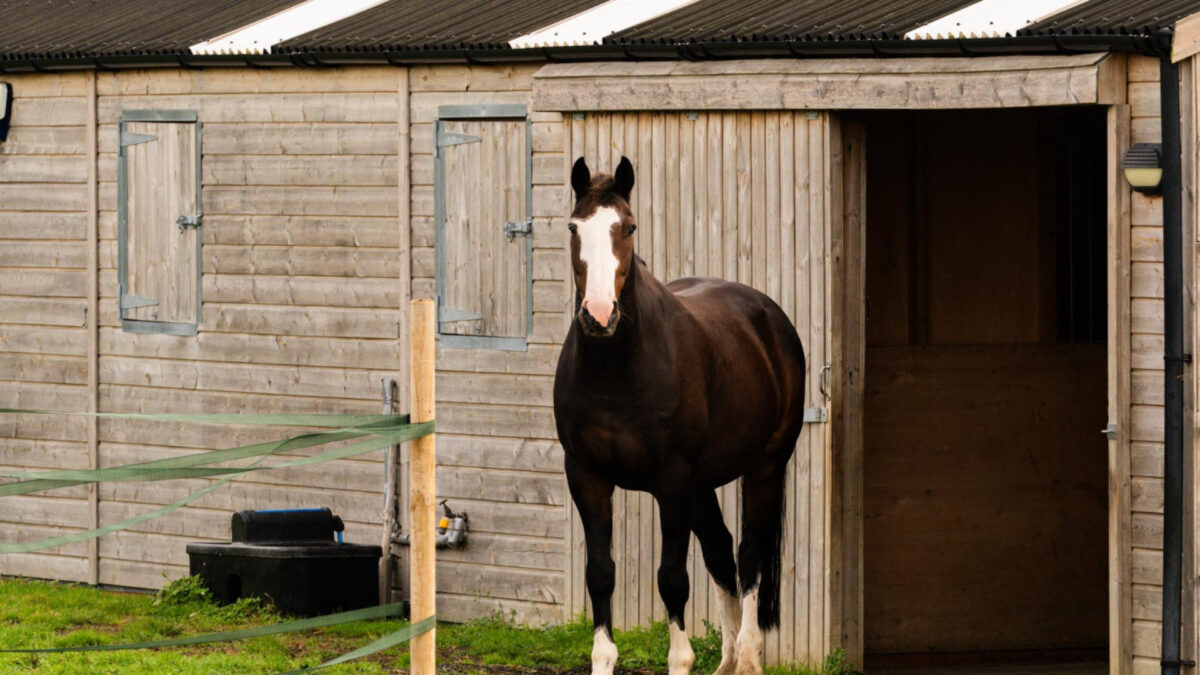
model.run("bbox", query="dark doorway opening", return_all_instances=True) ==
[858,108,1109,673]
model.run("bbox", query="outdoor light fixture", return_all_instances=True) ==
[1122,142,1163,195]
[0,83,11,146]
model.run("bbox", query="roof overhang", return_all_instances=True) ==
[532,52,1124,111]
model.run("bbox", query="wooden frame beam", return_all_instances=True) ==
[533,54,1120,112]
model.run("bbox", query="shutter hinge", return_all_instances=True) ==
[439,307,483,324]
[120,294,159,310]
[176,214,202,232]
[120,131,157,148]
[504,220,533,241]
[437,131,482,149]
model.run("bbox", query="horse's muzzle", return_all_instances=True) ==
[578,308,619,337]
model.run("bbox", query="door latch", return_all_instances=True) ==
[176,214,202,232]
[504,220,533,242]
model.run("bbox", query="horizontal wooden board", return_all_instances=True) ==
[0,352,86,385]
[0,241,86,269]
[0,212,86,241]
[201,244,400,278]
[202,274,399,308]
[437,402,557,440]
[0,155,88,183]
[99,355,392,400]
[0,297,87,327]
[0,126,87,155]
[409,64,538,93]
[97,93,397,125]
[198,122,398,156]
[437,465,565,507]
[437,372,554,407]
[99,329,399,370]
[1132,515,1163,549]
[97,67,397,96]
[0,268,86,297]
[437,592,561,624]
[0,184,87,212]
[435,342,559,376]
[200,303,400,339]
[200,215,400,248]
[199,186,397,218]
[10,97,87,127]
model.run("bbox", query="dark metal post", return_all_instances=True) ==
[1159,29,1190,675]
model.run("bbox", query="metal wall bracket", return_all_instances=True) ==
[1102,423,1118,439]
[504,220,533,241]
[120,131,157,148]
[803,407,828,423]
[176,214,202,232]
[437,131,482,149]
[120,293,159,310]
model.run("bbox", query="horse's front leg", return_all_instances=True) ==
[566,462,618,675]
[656,494,694,675]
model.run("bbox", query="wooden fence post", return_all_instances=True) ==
[409,298,436,673]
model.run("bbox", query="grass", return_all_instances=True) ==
[0,576,856,674]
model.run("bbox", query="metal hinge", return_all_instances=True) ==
[803,407,828,424]
[437,131,482,149]
[1102,423,1117,439]
[120,293,159,310]
[439,306,483,324]
[176,214,202,232]
[120,131,157,148]
[504,220,533,241]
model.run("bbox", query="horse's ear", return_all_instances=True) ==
[571,157,591,201]
[614,156,635,202]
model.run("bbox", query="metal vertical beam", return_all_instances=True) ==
[1159,30,1192,675]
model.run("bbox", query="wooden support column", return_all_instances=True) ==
[86,70,100,586]
[409,298,436,674]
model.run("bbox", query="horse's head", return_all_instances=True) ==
[568,156,637,338]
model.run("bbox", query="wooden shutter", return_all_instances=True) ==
[563,111,845,665]
[436,107,531,349]
[118,111,201,334]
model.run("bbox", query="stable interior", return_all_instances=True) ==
[858,108,1109,672]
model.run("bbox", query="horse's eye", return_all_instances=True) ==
[568,223,578,235]
[625,224,637,237]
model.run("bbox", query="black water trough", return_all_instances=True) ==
[186,508,381,615]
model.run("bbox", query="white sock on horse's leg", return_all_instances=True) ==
[734,584,764,675]
[592,627,618,675]
[713,583,742,675]
[668,620,695,675]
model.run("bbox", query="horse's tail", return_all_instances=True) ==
[757,470,787,630]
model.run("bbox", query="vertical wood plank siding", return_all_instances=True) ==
[1126,54,1167,674]
[564,111,834,666]
[0,72,93,584]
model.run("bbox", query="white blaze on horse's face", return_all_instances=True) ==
[572,205,621,330]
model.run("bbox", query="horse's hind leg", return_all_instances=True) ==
[735,462,788,675]
[691,488,741,675]
[566,462,618,675]
[656,493,695,674]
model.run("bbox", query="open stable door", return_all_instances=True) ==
[562,110,853,666]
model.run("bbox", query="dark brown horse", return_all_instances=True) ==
[554,157,807,675]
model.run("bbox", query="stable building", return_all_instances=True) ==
[0,0,1198,671]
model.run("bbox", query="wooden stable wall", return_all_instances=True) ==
[91,67,405,589]
[407,64,571,623]
[561,111,836,665]
[1126,54,1170,673]
[0,72,93,583]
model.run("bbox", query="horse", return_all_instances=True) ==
[553,157,807,675]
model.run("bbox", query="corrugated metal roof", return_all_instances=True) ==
[604,0,982,43]
[1022,0,1200,34]
[275,0,607,52]
[0,0,305,60]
